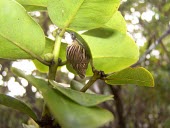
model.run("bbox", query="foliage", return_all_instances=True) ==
[0,0,155,128]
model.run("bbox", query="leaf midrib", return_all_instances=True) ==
[0,33,37,58]
[64,1,84,28]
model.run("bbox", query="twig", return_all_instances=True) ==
[135,26,170,65]
[80,70,105,92]
[108,85,126,128]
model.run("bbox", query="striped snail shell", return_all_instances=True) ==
[66,33,90,79]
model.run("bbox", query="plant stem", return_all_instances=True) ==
[58,60,67,66]
[48,64,58,80]
[36,56,51,66]
[53,36,62,63]
[80,70,101,92]
[109,85,125,128]
[42,29,66,128]
[48,29,65,80]
[53,29,65,65]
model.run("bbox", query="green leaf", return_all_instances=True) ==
[0,94,38,121]
[163,2,170,12]
[48,0,120,30]
[105,11,127,33]
[59,43,67,62]
[21,5,47,11]
[70,80,94,94]
[0,36,32,59]
[82,28,139,76]
[12,67,113,128]
[15,0,48,11]
[16,0,48,7]
[0,0,45,59]
[105,67,154,87]
[50,80,113,107]
[43,37,54,55]
[33,59,49,73]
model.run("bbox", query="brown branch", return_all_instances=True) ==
[109,85,126,128]
[135,26,170,65]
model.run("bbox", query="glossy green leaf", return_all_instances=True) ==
[70,80,94,94]
[48,0,120,30]
[0,94,38,121]
[15,0,47,11]
[105,67,154,87]
[16,0,48,7]
[50,80,113,106]
[33,59,49,73]
[21,5,47,11]
[12,67,113,128]
[43,37,54,55]
[105,11,127,33]
[82,28,139,76]
[59,43,67,62]
[0,36,32,59]
[0,0,45,59]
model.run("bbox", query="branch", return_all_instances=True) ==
[80,70,106,92]
[109,85,126,128]
[135,26,170,65]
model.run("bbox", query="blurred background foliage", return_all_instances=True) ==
[0,0,170,128]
